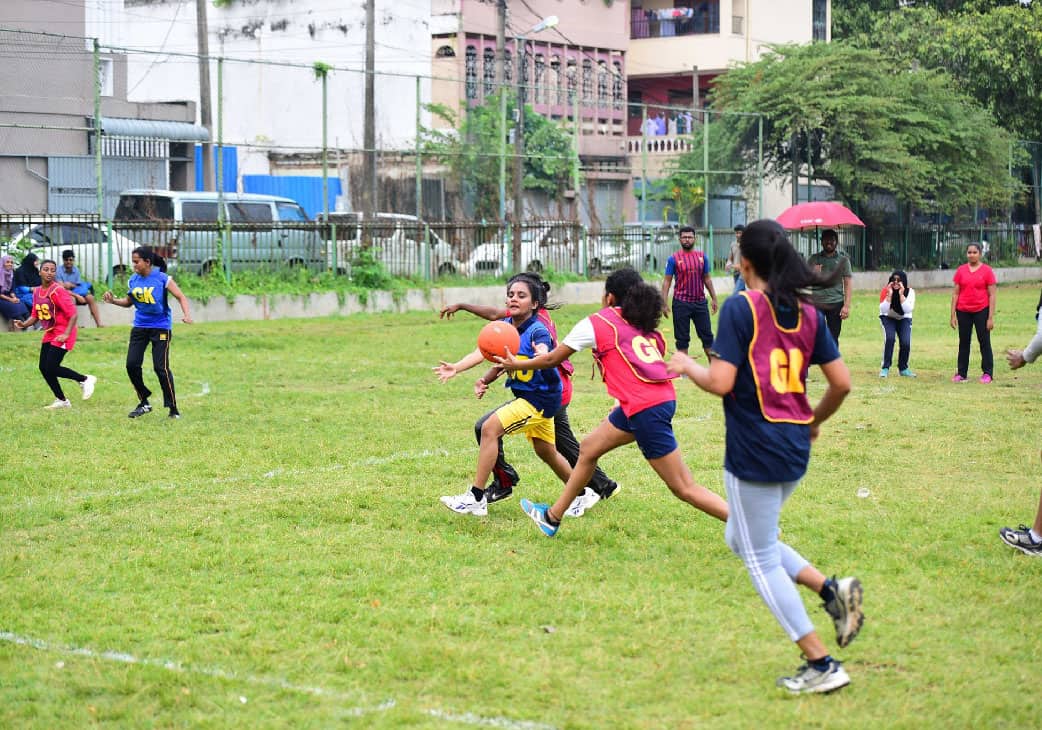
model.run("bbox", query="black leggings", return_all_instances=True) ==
[39,342,85,401]
[475,401,617,497]
[127,327,177,409]
[956,307,993,377]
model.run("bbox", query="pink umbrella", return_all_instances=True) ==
[776,201,865,230]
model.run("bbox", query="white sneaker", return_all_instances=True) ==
[80,374,97,400]
[777,658,850,694]
[44,399,71,410]
[565,487,599,518]
[440,490,488,516]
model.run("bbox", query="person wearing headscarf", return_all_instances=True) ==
[878,270,916,378]
[0,254,30,328]
[12,252,41,311]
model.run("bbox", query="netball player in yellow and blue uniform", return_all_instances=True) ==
[669,219,864,695]
[434,273,572,517]
[103,247,193,419]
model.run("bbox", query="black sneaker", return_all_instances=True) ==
[485,482,515,503]
[999,525,1042,556]
[596,481,621,500]
[168,408,181,419]
[128,403,152,419]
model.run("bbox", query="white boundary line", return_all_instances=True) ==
[1,631,557,729]
[0,630,394,712]
[5,448,469,510]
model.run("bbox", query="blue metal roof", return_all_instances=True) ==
[242,175,342,219]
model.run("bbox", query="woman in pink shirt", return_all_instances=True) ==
[950,242,997,383]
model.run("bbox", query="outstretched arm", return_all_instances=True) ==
[439,302,507,321]
[496,342,575,373]
[668,351,736,395]
[102,290,133,308]
[434,348,487,383]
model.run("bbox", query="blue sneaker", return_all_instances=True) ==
[878,368,889,378]
[899,369,917,378]
[520,498,559,537]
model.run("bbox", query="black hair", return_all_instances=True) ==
[821,229,838,243]
[605,267,662,333]
[739,219,841,310]
[734,224,745,232]
[966,242,982,253]
[507,271,551,311]
[40,259,57,269]
[889,270,909,293]
[61,249,74,260]
[678,225,696,236]
[889,270,909,315]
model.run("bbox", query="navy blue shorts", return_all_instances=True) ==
[608,401,678,460]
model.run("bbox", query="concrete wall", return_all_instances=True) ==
[5,266,1039,331]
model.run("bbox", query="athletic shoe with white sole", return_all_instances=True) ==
[822,576,864,648]
[439,490,488,516]
[777,658,850,694]
[80,374,97,400]
[128,403,152,418]
[565,487,598,518]
[44,398,71,410]
[999,525,1042,556]
[520,498,559,537]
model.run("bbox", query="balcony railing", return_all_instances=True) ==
[631,4,721,39]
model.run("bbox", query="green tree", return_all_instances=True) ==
[420,92,577,220]
[710,41,1017,215]
[860,4,1042,219]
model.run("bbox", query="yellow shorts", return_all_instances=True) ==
[495,398,556,445]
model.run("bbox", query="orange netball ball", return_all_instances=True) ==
[477,321,521,362]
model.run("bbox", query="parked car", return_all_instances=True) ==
[319,212,459,278]
[113,190,324,274]
[460,222,581,278]
[1,219,140,280]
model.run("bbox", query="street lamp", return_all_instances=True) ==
[512,15,559,273]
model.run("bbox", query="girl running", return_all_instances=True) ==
[433,273,572,517]
[103,247,193,419]
[13,259,97,409]
[496,267,728,536]
[668,219,863,694]
[439,273,620,517]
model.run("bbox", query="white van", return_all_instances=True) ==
[113,190,323,275]
[319,212,459,278]
[2,218,141,280]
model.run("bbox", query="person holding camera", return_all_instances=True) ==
[878,270,916,378]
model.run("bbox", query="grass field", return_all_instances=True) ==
[1,282,1040,728]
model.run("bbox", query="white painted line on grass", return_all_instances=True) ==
[0,630,394,714]
[6,448,468,509]
[2,630,557,728]
[425,708,557,730]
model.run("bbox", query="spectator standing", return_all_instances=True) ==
[878,270,916,378]
[660,226,718,359]
[807,229,853,345]
[55,250,103,327]
[949,242,996,383]
[724,224,746,294]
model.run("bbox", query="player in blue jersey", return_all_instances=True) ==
[668,219,863,695]
[103,247,193,419]
[433,273,572,517]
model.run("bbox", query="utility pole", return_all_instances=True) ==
[196,0,214,191]
[496,0,507,220]
[364,0,377,219]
